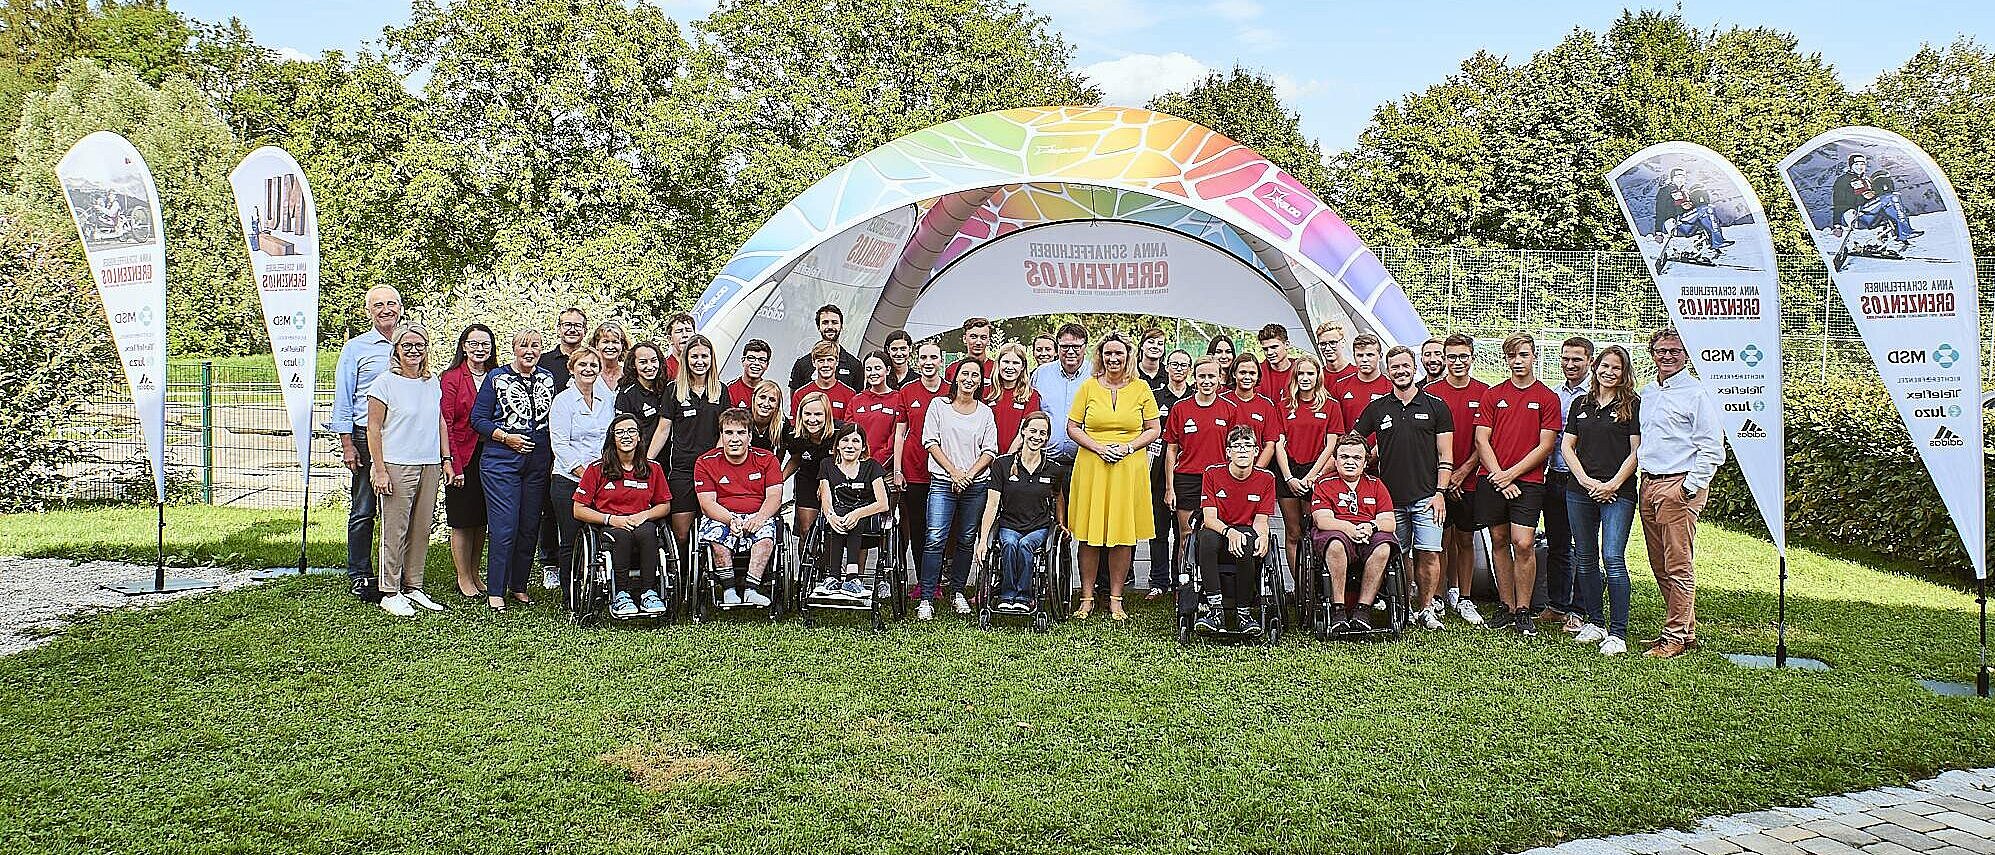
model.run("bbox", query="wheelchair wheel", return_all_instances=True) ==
[1260,551,1285,646]
[1384,551,1410,638]
[570,528,603,626]
[689,537,711,625]
[1175,611,1193,645]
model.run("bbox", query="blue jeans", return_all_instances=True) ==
[345,433,377,582]
[1567,489,1634,638]
[1852,191,1915,240]
[920,480,988,599]
[1672,203,1726,245]
[997,527,1048,603]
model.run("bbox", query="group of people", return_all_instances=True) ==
[333,286,1725,657]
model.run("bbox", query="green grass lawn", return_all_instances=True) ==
[0,506,1991,854]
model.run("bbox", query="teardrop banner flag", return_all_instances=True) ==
[229,147,321,479]
[1778,127,1983,579]
[56,131,169,504]
[1607,142,1785,556]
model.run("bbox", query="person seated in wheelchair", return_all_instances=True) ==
[571,414,676,617]
[692,408,784,607]
[1192,425,1277,635]
[973,412,1069,614]
[813,422,891,600]
[1309,432,1399,633]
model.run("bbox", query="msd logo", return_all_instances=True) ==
[1253,182,1315,227]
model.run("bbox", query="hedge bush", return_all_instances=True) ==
[1704,373,1994,578]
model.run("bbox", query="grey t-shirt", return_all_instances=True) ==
[921,398,998,481]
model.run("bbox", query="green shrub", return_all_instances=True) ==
[0,211,115,511]
[1704,373,1994,579]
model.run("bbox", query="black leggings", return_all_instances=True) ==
[599,520,662,590]
[821,527,875,577]
[1195,526,1260,605]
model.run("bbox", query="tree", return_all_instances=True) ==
[1146,66,1329,198]
[1869,37,1995,257]
[0,206,117,510]
[1329,51,1508,248]
[11,59,252,354]
[0,0,194,153]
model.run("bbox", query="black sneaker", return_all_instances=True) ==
[1234,607,1262,636]
[1349,610,1373,633]
[1195,609,1225,633]
[1487,607,1513,630]
[1515,613,1534,636]
[1328,604,1350,635]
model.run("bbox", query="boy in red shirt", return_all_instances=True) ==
[726,339,772,407]
[692,409,784,607]
[1309,432,1398,632]
[1426,333,1490,626]
[1164,355,1237,572]
[1195,425,1276,635]
[894,341,949,572]
[793,340,855,420]
[1336,333,1392,429]
[1473,333,1563,634]
[946,316,996,392]
[1255,323,1295,407]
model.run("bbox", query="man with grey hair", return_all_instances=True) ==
[332,286,403,597]
[1637,327,1725,659]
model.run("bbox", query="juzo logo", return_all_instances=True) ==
[1930,425,1965,448]
[1739,344,1764,367]
[1933,343,1961,369]
[1736,419,1767,439]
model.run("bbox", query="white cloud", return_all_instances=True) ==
[273,46,317,64]
[1210,0,1263,22]
[1082,52,1213,107]
[1269,73,1326,103]
[1030,0,1157,41]
[1236,26,1281,50]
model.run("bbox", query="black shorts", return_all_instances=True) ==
[668,476,698,515]
[1445,491,1479,533]
[1274,457,1313,500]
[1172,472,1204,515]
[1474,480,1545,529]
[792,478,822,511]
[443,449,487,529]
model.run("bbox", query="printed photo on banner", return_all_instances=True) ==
[246,171,314,258]
[1782,136,1967,273]
[59,171,156,252]
[1610,151,1768,277]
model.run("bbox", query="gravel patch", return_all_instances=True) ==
[0,558,261,655]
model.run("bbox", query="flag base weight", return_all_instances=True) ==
[102,577,221,596]
[1920,678,1990,699]
[250,566,344,581]
[1724,653,1829,671]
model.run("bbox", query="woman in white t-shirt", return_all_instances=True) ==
[367,323,451,617]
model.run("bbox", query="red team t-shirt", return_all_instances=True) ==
[1310,473,1394,524]
[988,386,1043,454]
[691,447,782,514]
[1474,380,1564,485]
[1200,464,1278,527]
[1328,363,1359,383]
[848,389,902,465]
[894,381,948,484]
[1281,398,1346,466]
[1335,373,1393,430]
[725,377,761,411]
[791,381,854,421]
[1257,359,1295,407]
[1165,396,1237,474]
[1425,378,1490,491]
[1219,391,1283,450]
[572,460,673,515]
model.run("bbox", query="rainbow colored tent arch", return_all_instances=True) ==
[693,106,1429,373]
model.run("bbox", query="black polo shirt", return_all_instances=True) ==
[1351,389,1454,506]
[663,381,736,479]
[986,453,1069,533]
[788,345,862,393]
[1564,395,1642,501]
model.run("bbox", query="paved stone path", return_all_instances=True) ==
[1523,768,1995,855]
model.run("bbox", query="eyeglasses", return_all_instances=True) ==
[1058,344,1084,351]
[1443,353,1472,361]
[612,428,642,437]
[557,321,585,330]
[1227,441,1259,451]
[1653,347,1687,357]
[397,343,427,352]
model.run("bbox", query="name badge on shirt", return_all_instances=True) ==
[1037,476,1052,484]
[1250,412,1265,422]
[1313,412,1326,420]
[1247,494,1262,502]
[1526,401,1540,410]
[621,480,644,489]
[1362,496,1377,505]
[749,472,763,480]
[1012,401,1025,410]
[1414,412,1430,420]
[681,408,697,417]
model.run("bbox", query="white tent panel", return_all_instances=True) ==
[727,205,917,378]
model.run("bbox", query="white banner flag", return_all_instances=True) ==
[1778,126,1984,579]
[1608,142,1786,555]
[56,132,169,503]
[229,147,321,478]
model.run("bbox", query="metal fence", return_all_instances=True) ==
[49,247,1995,510]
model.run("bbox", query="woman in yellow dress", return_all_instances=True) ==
[1065,333,1162,620]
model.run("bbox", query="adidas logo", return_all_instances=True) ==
[1930,425,1966,448]
[1736,418,1766,439]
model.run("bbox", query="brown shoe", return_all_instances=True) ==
[1535,608,1565,624]
[1645,640,1688,659]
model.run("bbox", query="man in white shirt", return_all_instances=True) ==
[332,286,402,597]
[1636,328,1726,659]
[1033,322,1091,461]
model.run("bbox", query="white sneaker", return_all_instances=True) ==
[741,588,771,607]
[1599,635,1628,656]
[816,578,843,598]
[542,566,560,590]
[1454,599,1484,626]
[916,600,935,621]
[380,594,415,618]
[721,589,742,606]
[1419,604,1444,631]
[1574,623,1608,644]
[404,590,444,612]
[952,593,972,614]
[842,578,870,599]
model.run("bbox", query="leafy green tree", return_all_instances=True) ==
[0,207,116,510]
[1869,37,1995,257]
[11,59,252,354]
[0,0,194,170]
[1147,66,1329,197]
[1330,51,1508,248]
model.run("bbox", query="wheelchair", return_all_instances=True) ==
[1299,528,1410,641]
[973,526,1071,633]
[795,501,903,630]
[687,504,797,624]
[568,522,685,626]
[1173,529,1286,645]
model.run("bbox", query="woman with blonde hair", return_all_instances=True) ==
[592,321,630,389]
[1065,333,1161,620]
[985,342,1041,455]
[662,334,733,544]
[1275,352,1343,580]
[784,390,839,539]
[747,378,787,453]
[367,323,451,617]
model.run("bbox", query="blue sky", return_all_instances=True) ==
[171,0,1987,152]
